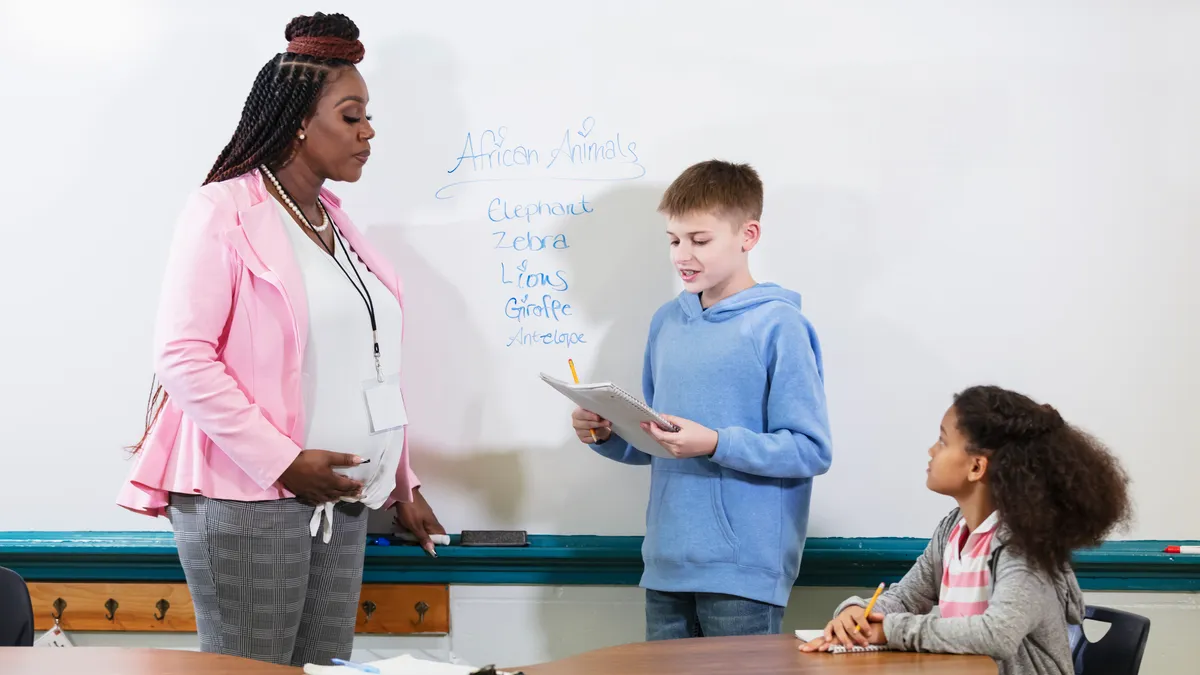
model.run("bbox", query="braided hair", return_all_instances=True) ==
[951,385,1132,575]
[129,13,364,454]
[205,12,365,184]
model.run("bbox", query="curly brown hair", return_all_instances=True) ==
[952,385,1132,576]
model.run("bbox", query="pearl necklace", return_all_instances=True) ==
[260,164,329,232]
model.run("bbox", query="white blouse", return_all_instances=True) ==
[276,199,405,541]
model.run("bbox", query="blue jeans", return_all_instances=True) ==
[645,589,785,641]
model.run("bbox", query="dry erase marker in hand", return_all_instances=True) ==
[395,532,451,546]
[569,359,598,442]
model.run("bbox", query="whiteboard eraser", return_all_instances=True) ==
[460,530,528,547]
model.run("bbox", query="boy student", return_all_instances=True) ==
[570,160,833,640]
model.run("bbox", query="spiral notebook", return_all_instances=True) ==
[539,373,679,459]
[795,630,891,654]
[303,654,520,675]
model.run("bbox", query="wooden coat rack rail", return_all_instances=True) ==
[27,583,449,634]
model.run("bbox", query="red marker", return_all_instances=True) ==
[1164,545,1200,554]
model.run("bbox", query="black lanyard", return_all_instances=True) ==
[274,181,383,382]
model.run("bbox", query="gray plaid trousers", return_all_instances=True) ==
[167,493,368,666]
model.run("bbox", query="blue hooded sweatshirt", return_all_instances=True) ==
[591,283,833,607]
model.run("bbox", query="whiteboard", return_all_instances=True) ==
[1,1,1195,539]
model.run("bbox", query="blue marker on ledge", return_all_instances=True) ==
[331,657,381,673]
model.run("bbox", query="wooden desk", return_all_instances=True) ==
[0,637,999,674]
[515,635,998,674]
[0,647,299,674]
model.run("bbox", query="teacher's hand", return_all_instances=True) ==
[280,450,364,504]
[394,487,446,557]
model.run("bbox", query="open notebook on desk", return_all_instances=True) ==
[539,373,679,459]
[795,629,891,654]
[303,655,520,675]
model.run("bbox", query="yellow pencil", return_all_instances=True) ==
[855,582,886,633]
[568,359,598,442]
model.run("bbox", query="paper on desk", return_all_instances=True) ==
[303,654,518,675]
[794,629,891,653]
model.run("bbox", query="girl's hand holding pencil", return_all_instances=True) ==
[799,583,887,652]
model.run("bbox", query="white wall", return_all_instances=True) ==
[61,585,1198,672]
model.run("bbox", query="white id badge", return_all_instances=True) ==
[363,373,408,434]
[34,622,74,647]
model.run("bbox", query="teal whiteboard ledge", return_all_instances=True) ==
[1,533,1198,592]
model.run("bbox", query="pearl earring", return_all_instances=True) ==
[298,133,306,141]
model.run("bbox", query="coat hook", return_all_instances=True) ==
[361,600,376,623]
[414,601,429,625]
[51,598,66,622]
[154,599,170,621]
[104,598,119,621]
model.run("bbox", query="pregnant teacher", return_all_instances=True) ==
[116,12,444,667]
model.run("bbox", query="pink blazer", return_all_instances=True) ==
[117,170,419,518]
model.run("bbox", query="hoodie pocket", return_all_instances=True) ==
[645,469,739,565]
[723,473,784,573]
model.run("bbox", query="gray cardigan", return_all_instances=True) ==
[835,508,1083,675]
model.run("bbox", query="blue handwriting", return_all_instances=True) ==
[501,260,569,292]
[493,230,569,251]
[546,117,639,169]
[488,194,593,224]
[505,293,572,323]
[506,326,587,348]
[446,128,539,174]
[436,117,645,199]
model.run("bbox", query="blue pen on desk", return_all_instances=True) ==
[331,658,380,673]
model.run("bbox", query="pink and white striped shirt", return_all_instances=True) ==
[939,511,1000,618]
